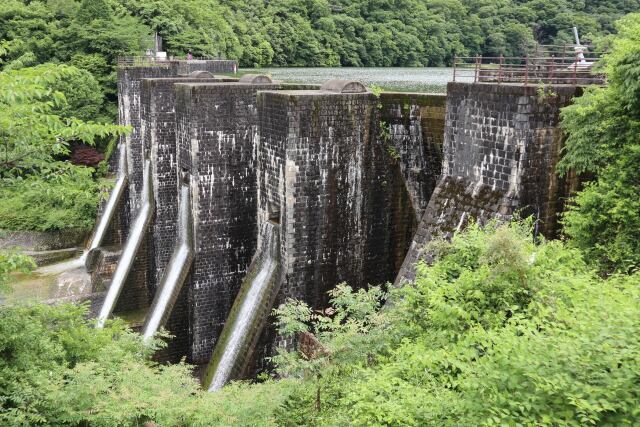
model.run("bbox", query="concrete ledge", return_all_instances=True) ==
[320,79,368,93]
[0,229,89,251]
[25,247,83,266]
[238,74,273,84]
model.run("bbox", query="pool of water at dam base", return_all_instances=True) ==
[242,67,469,93]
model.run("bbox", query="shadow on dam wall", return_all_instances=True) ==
[86,62,583,388]
[396,82,584,286]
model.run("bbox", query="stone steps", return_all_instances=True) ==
[24,247,83,266]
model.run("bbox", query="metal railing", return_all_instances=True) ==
[117,56,172,67]
[453,49,605,86]
[117,55,228,67]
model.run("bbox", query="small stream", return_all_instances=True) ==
[2,257,90,305]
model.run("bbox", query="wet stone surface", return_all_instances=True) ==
[396,82,582,285]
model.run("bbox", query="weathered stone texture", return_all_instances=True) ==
[379,92,446,219]
[259,90,378,305]
[250,89,424,376]
[139,77,237,362]
[109,61,236,350]
[256,88,421,307]
[174,82,316,364]
[118,61,237,220]
[396,82,581,285]
[175,60,236,76]
[140,77,237,292]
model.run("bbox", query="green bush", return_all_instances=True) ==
[0,249,35,293]
[271,222,640,426]
[0,301,296,426]
[1,223,637,425]
[560,14,640,274]
[0,166,106,231]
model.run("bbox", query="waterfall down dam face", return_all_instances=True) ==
[91,60,582,386]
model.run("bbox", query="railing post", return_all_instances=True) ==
[453,55,457,82]
[573,51,578,85]
[474,55,480,83]
[524,55,529,86]
[498,55,504,84]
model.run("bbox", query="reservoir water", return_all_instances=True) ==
[242,67,467,93]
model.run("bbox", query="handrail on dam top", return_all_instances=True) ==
[453,46,605,86]
[117,55,227,67]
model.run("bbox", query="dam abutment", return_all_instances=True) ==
[396,82,582,285]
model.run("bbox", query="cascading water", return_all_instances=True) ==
[141,178,194,342]
[204,221,281,391]
[37,145,129,277]
[96,158,154,328]
[86,144,129,259]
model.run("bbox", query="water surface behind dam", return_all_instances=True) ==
[242,67,467,93]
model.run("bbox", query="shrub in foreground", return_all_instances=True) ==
[271,223,640,426]
[1,223,638,426]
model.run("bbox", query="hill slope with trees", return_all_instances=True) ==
[1,0,639,110]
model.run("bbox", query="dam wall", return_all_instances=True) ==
[93,71,585,385]
[116,60,237,218]
[91,60,237,320]
[237,86,440,376]
[139,76,238,361]
[256,88,423,307]
[379,92,446,219]
[396,82,581,285]
[140,77,237,291]
[173,81,318,364]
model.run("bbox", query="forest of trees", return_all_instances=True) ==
[3,0,640,70]
[1,0,638,124]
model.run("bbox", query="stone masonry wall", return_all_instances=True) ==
[379,92,446,220]
[259,90,375,306]
[140,77,238,292]
[250,88,422,375]
[174,82,316,365]
[118,61,237,220]
[139,76,237,362]
[396,82,581,285]
[257,88,423,306]
[118,65,175,219]
[176,60,236,76]
[110,61,237,331]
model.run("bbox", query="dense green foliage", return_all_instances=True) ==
[0,250,34,293]
[0,302,296,426]
[1,223,637,425]
[0,169,105,231]
[0,63,127,231]
[0,3,639,425]
[559,13,640,274]
[268,223,640,425]
[1,0,639,102]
